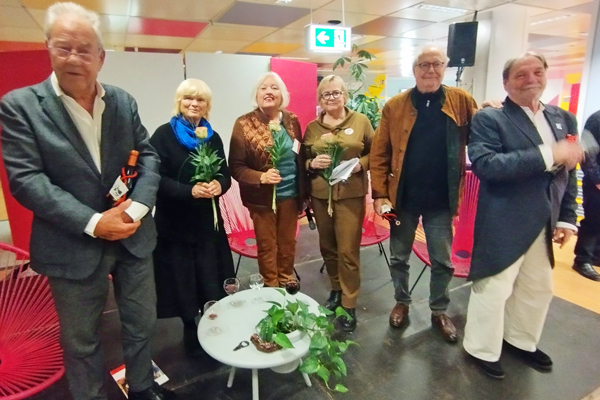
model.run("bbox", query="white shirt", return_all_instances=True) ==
[521,103,577,233]
[50,73,149,237]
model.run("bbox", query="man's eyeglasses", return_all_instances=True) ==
[48,46,98,64]
[321,90,343,100]
[416,61,445,72]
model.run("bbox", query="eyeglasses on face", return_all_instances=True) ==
[321,90,343,100]
[416,61,445,71]
[48,46,98,64]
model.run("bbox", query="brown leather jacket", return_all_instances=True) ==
[370,85,478,214]
[229,108,307,209]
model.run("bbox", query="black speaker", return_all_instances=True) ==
[447,21,478,67]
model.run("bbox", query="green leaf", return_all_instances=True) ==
[299,356,320,374]
[310,333,328,350]
[271,309,285,326]
[331,356,347,376]
[334,384,349,393]
[275,288,286,297]
[273,332,294,349]
[286,301,299,315]
[335,306,351,320]
[265,300,282,308]
[316,365,331,384]
[318,305,334,316]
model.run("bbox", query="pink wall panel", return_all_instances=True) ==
[569,83,580,115]
[270,58,317,136]
[0,50,52,251]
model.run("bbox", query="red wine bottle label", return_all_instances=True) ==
[109,175,129,201]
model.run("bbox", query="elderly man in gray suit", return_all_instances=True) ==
[463,52,582,380]
[0,3,174,400]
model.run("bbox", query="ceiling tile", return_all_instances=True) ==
[362,37,429,53]
[240,41,303,54]
[242,0,333,8]
[528,33,581,48]
[563,1,596,14]
[352,35,387,46]
[285,9,379,29]
[184,38,251,53]
[260,28,305,43]
[0,26,45,41]
[423,0,510,11]
[390,5,469,22]
[353,16,433,37]
[21,0,132,15]
[0,6,40,29]
[0,40,46,51]
[102,32,126,49]
[401,21,451,40]
[322,0,422,16]
[0,0,21,6]
[529,11,590,38]
[129,0,234,21]
[525,6,556,16]
[198,23,277,42]
[27,9,46,27]
[127,17,208,38]
[217,2,310,27]
[513,0,591,10]
[124,34,194,49]
[101,15,129,33]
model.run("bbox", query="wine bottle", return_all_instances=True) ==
[113,150,139,206]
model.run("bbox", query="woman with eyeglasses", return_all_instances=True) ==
[303,75,374,332]
[150,79,234,353]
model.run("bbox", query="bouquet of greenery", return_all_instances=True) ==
[189,127,223,230]
[254,288,357,393]
[265,121,287,213]
[319,133,345,216]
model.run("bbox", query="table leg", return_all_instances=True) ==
[227,366,236,388]
[252,368,259,400]
[298,359,312,387]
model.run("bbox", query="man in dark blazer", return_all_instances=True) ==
[463,52,582,380]
[0,3,172,400]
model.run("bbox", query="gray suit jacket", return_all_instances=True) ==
[467,97,578,281]
[0,78,160,279]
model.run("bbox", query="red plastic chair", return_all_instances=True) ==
[220,179,301,278]
[0,243,64,399]
[410,171,480,293]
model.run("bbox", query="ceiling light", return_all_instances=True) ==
[416,4,469,14]
[579,32,589,36]
[275,0,292,3]
[351,34,364,41]
[530,14,573,26]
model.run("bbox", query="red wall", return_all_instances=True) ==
[270,58,317,136]
[0,50,52,251]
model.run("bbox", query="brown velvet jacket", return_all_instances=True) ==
[229,108,307,209]
[370,85,478,214]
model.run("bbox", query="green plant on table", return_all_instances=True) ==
[255,289,357,393]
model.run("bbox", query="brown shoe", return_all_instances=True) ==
[389,302,409,328]
[431,313,458,343]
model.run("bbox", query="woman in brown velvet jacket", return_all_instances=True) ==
[228,72,306,287]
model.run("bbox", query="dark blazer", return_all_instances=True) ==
[0,78,160,280]
[467,97,578,281]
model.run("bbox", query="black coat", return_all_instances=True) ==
[467,97,578,281]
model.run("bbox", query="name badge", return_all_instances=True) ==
[344,128,354,135]
[292,139,301,154]
[556,123,562,130]
[109,176,128,201]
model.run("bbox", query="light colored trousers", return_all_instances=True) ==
[463,228,553,362]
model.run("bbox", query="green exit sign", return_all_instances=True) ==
[305,24,351,53]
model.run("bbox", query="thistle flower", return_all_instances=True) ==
[195,126,208,140]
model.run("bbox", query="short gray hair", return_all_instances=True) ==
[44,2,104,49]
[251,72,290,110]
[317,75,349,104]
[413,46,449,68]
[172,79,213,119]
[502,51,548,81]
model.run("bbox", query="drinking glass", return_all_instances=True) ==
[223,277,243,307]
[203,300,221,336]
[249,273,264,303]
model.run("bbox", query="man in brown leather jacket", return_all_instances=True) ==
[370,46,478,343]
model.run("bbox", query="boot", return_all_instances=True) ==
[340,307,356,332]
[324,290,342,311]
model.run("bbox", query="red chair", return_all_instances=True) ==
[410,171,480,293]
[220,179,301,279]
[0,243,64,399]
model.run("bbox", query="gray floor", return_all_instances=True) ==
[24,224,600,400]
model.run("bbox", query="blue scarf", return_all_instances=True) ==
[169,115,214,151]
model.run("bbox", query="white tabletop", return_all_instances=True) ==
[198,288,321,369]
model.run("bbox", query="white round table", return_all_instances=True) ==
[198,288,319,400]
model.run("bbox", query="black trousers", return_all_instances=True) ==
[48,242,157,400]
[574,181,600,265]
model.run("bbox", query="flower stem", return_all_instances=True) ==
[272,185,277,213]
[212,198,218,231]
[327,186,333,216]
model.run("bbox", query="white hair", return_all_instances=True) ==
[44,2,104,49]
[251,71,290,110]
[412,46,449,68]
[172,78,213,119]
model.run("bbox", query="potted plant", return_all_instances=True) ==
[251,289,357,393]
[332,44,384,130]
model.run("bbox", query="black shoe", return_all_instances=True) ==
[324,290,342,311]
[129,382,176,400]
[572,263,600,281]
[503,341,553,371]
[467,354,505,379]
[340,307,356,332]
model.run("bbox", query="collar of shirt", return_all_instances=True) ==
[520,102,555,146]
